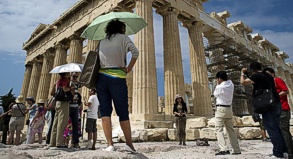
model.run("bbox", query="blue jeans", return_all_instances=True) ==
[262,102,287,157]
[96,73,129,121]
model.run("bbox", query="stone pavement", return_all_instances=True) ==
[0,140,274,159]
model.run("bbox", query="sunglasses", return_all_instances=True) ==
[73,76,78,78]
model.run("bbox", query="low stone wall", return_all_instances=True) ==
[111,116,293,142]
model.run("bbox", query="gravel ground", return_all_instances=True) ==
[0,140,275,159]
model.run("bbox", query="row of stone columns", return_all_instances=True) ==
[21,1,224,118]
[21,37,83,103]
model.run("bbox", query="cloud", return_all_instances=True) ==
[0,0,79,57]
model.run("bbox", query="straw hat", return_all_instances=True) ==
[175,94,182,99]
[37,99,45,104]
[15,95,24,103]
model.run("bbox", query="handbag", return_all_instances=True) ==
[79,42,101,89]
[46,97,56,111]
[55,80,73,101]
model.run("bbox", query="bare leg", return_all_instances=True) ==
[92,132,97,150]
[7,131,15,145]
[15,130,21,145]
[102,117,113,146]
[120,120,135,151]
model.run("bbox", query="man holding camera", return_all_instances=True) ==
[240,62,288,158]
[214,71,241,156]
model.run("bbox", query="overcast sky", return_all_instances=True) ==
[0,0,292,97]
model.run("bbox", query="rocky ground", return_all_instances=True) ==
[0,140,276,159]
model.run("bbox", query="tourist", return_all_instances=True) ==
[83,88,99,150]
[27,99,46,144]
[95,19,138,153]
[49,73,71,148]
[240,62,288,158]
[214,71,241,155]
[263,67,293,158]
[63,117,73,147]
[7,95,27,145]
[68,72,82,148]
[0,102,14,144]
[258,114,270,142]
[25,96,37,144]
[45,110,54,144]
[173,94,187,146]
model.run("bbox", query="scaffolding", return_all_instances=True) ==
[204,35,258,116]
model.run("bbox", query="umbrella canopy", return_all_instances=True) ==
[81,12,147,40]
[50,63,84,73]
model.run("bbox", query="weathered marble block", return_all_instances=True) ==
[168,129,177,141]
[199,128,216,140]
[186,117,207,129]
[239,127,261,139]
[186,129,200,140]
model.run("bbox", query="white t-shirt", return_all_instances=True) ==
[87,95,99,119]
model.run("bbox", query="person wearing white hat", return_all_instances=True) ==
[7,95,27,145]
[27,99,46,144]
[173,94,188,145]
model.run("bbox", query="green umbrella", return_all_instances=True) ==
[81,12,147,40]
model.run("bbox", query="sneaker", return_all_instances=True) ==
[102,145,115,152]
[124,145,137,153]
[87,141,92,149]
[283,153,289,159]
[262,138,271,142]
[215,151,230,155]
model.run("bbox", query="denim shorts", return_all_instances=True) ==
[96,73,129,121]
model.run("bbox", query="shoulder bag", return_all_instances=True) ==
[55,79,73,101]
[252,75,276,114]
[79,42,101,89]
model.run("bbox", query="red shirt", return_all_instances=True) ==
[274,77,290,110]
[57,77,69,87]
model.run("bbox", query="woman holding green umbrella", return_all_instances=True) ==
[95,19,138,153]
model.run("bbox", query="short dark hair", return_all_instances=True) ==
[90,88,96,94]
[105,20,126,40]
[263,67,275,75]
[59,73,66,77]
[249,62,262,72]
[216,71,228,81]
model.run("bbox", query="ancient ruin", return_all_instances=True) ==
[21,0,293,141]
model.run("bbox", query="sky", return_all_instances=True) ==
[0,0,292,97]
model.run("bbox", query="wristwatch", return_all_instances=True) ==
[241,73,245,76]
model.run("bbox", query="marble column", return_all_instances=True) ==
[36,51,55,101]
[68,34,83,63]
[49,43,68,98]
[26,58,43,98]
[158,7,185,115]
[20,63,33,97]
[186,21,212,116]
[126,72,133,114]
[132,0,158,115]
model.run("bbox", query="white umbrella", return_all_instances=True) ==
[50,63,84,73]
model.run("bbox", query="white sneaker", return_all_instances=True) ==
[283,153,289,159]
[102,145,115,152]
[87,141,92,149]
[124,145,137,153]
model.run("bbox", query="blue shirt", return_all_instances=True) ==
[29,103,37,118]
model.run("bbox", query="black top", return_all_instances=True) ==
[3,114,11,125]
[249,72,280,102]
[70,82,82,105]
[173,103,187,117]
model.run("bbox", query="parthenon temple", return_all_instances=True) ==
[21,0,293,130]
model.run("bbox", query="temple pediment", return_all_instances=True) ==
[27,23,47,42]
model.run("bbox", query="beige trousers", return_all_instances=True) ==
[215,107,241,153]
[50,101,69,146]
